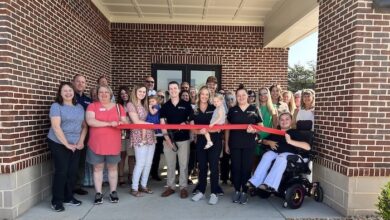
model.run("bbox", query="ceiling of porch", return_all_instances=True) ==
[92,0,285,26]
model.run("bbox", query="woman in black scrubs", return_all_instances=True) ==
[225,84,262,205]
[190,86,223,205]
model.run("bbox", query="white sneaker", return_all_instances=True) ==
[204,141,213,149]
[191,192,204,202]
[208,193,218,205]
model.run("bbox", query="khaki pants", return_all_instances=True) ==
[163,140,190,190]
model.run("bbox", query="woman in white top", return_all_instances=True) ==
[293,89,315,131]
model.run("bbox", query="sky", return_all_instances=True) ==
[288,32,318,68]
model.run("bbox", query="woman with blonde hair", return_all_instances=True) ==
[293,89,315,131]
[253,87,278,167]
[127,84,155,197]
[190,86,224,204]
[282,90,297,115]
[269,84,289,115]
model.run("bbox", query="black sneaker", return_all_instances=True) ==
[109,191,119,203]
[94,193,103,205]
[240,192,248,205]
[73,188,88,195]
[51,203,65,212]
[232,191,241,203]
[64,198,82,206]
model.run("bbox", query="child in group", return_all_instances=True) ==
[142,95,160,144]
[204,93,226,149]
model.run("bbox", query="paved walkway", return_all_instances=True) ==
[18,179,341,220]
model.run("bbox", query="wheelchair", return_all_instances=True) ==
[252,151,324,209]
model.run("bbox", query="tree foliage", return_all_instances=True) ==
[288,62,315,92]
[377,181,390,220]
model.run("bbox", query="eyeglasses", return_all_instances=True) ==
[226,97,235,101]
[158,95,165,99]
[146,80,154,84]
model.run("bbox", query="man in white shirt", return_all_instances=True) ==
[145,76,156,96]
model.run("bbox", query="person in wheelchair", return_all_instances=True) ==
[248,112,312,192]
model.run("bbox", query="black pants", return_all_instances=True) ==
[48,138,80,205]
[150,136,164,177]
[188,141,197,175]
[76,147,87,187]
[220,151,231,182]
[197,133,222,194]
[230,147,254,193]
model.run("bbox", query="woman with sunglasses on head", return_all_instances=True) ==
[293,89,315,131]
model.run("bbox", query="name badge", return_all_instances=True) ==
[206,111,214,114]
[178,106,186,110]
[99,108,106,111]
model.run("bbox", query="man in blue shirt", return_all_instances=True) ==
[72,74,92,195]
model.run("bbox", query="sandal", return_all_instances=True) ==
[130,189,143,197]
[139,187,153,194]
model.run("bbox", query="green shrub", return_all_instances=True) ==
[377,181,390,220]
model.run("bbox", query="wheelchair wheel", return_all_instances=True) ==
[257,189,271,199]
[313,186,324,202]
[284,184,306,209]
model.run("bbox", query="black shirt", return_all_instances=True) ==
[264,129,312,155]
[189,104,217,144]
[75,93,91,111]
[160,99,193,142]
[227,105,262,149]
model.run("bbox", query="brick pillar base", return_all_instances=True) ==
[314,164,388,215]
[0,161,52,219]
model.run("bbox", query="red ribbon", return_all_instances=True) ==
[117,124,285,136]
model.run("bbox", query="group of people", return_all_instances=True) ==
[47,74,315,212]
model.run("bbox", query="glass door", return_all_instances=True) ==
[152,64,221,92]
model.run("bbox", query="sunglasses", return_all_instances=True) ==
[146,80,155,84]
[260,93,268,96]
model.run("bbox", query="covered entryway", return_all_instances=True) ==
[0,0,389,219]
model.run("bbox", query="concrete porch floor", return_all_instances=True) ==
[17,178,341,220]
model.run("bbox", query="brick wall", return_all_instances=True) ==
[111,23,288,93]
[315,0,390,177]
[0,0,110,173]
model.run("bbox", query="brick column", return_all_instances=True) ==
[0,0,110,218]
[315,0,390,216]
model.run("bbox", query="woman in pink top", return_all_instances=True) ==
[127,84,156,197]
[86,85,127,205]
